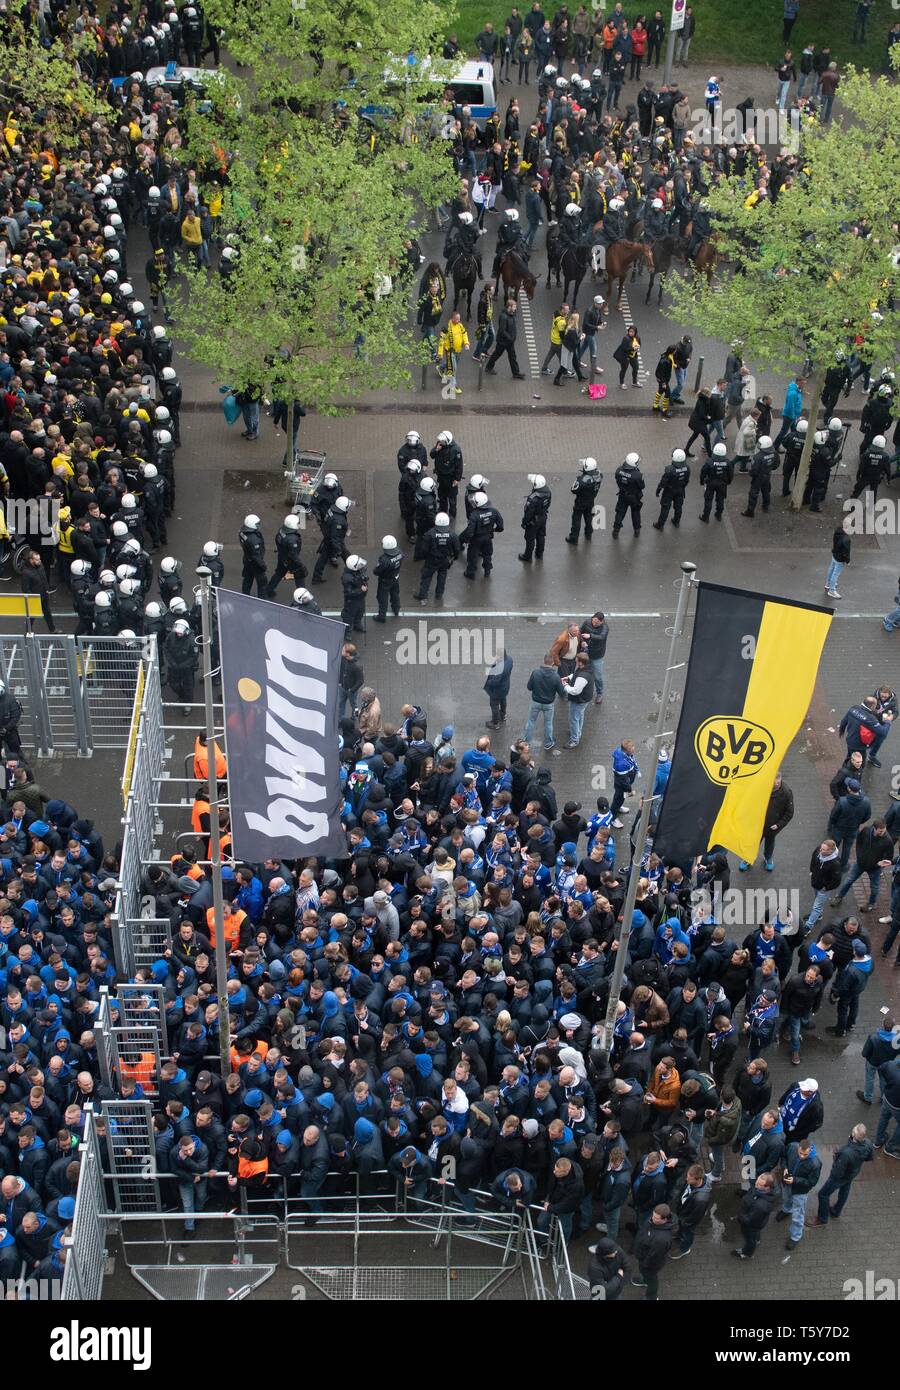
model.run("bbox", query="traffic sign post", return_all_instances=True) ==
[665,0,686,83]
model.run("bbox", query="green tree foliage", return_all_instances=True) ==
[171,0,458,412]
[662,69,900,507]
[0,19,111,154]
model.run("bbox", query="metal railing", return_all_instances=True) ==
[0,632,148,754]
[61,1107,108,1300]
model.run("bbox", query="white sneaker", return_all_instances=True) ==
[612,817,624,828]
[827,590,841,599]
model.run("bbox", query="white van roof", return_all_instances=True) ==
[451,61,495,86]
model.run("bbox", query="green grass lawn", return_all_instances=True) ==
[451,0,891,72]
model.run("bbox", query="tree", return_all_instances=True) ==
[0,17,111,154]
[170,0,459,422]
[663,69,900,509]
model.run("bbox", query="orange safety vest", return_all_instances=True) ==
[211,831,233,862]
[207,904,246,947]
[230,1040,269,1071]
[237,1154,268,1181]
[194,736,227,781]
[172,854,203,881]
[191,798,210,834]
[118,1052,156,1088]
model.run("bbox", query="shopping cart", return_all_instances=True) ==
[284,449,327,512]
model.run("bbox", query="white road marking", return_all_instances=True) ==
[518,287,541,378]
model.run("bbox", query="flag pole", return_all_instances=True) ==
[598,559,697,1058]
[196,565,232,1079]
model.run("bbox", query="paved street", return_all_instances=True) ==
[41,52,900,1305]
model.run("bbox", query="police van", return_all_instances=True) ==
[358,57,496,132]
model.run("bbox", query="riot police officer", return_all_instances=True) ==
[165,618,199,715]
[291,588,322,617]
[430,431,464,519]
[70,560,98,638]
[699,442,733,521]
[267,513,306,598]
[852,434,890,501]
[159,367,182,447]
[566,458,603,543]
[91,589,120,636]
[462,492,504,578]
[140,463,168,548]
[341,555,368,633]
[311,471,341,530]
[158,556,183,606]
[144,601,167,676]
[612,453,644,537]
[399,459,422,540]
[653,448,691,529]
[519,474,552,561]
[239,514,267,596]
[781,418,808,497]
[117,578,144,634]
[397,429,428,472]
[413,476,439,560]
[493,208,523,284]
[198,541,225,588]
[465,473,490,519]
[803,430,833,512]
[371,536,402,623]
[413,513,460,603]
[312,495,351,581]
[741,435,777,518]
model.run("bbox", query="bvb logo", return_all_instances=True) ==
[694,716,775,786]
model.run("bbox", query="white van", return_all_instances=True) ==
[445,61,497,127]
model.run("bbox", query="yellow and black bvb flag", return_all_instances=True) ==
[653,582,831,863]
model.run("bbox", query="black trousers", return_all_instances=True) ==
[416,563,451,599]
[656,492,685,526]
[746,477,771,514]
[701,483,727,519]
[241,565,267,596]
[487,341,521,375]
[568,501,595,540]
[437,478,459,517]
[465,537,494,576]
[377,579,400,617]
[522,522,546,559]
[613,498,642,533]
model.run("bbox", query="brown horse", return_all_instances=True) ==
[693,238,719,284]
[602,240,654,310]
[498,250,537,300]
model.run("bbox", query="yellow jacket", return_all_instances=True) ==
[550,314,566,346]
[439,320,469,356]
[181,214,202,245]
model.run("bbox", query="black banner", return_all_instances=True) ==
[216,589,347,861]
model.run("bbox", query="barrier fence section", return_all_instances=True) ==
[0,632,148,754]
[61,1107,108,1301]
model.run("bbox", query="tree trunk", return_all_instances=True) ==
[791,367,825,510]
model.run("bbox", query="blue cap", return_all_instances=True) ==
[58,1197,76,1220]
[441,725,454,741]
[276,1130,292,1147]
[244,1088,264,1108]
[316,1092,335,1111]
[29,820,50,837]
[354,1117,375,1143]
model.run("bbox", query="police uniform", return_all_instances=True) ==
[340,565,368,633]
[312,505,349,581]
[699,454,733,521]
[430,440,465,518]
[654,459,690,528]
[267,524,306,599]
[567,468,603,542]
[520,484,552,561]
[238,525,267,596]
[612,460,645,536]
[398,468,420,540]
[742,443,777,517]
[414,526,460,601]
[373,548,403,621]
[462,502,504,578]
[412,486,438,559]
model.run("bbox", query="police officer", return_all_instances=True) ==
[430,431,464,519]
[653,448,691,529]
[140,463,168,549]
[699,442,733,522]
[612,453,644,537]
[413,476,439,560]
[462,491,504,579]
[117,578,144,634]
[182,4,204,64]
[158,556,183,607]
[643,196,668,241]
[239,515,267,596]
[159,367,182,447]
[803,431,832,512]
[341,555,368,633]
[120,538,152,597]
[312,495,351,581]
[165,618,199,715]
[399,459,422,540]
[852,434,890,501]
[413,512,460,603]
[824,415,846,470]
[198,541,225,588]
[267,513,306,598]
[372,536,403,623]
[70,560,98,638]
[781,418,808,497]
[397,429,427,472]
[91,589,119,636]
[566,458,603,543]
[493,207,523,284]
[291,587,322,617]
[155,429,176,508]
[311,472,341,530]
[114,492,144,544]
[559,201,585,252]
[144,601,168,676]
[742,435,777,518]
[519,474,552,561]
[465,473,490,519]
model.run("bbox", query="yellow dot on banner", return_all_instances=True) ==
[238,678,262,701]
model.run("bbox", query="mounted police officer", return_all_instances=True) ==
[493,208,524,285]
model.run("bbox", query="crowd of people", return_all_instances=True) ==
[0,3,899,1306]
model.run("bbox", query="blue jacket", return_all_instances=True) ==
[782,381,803,421]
